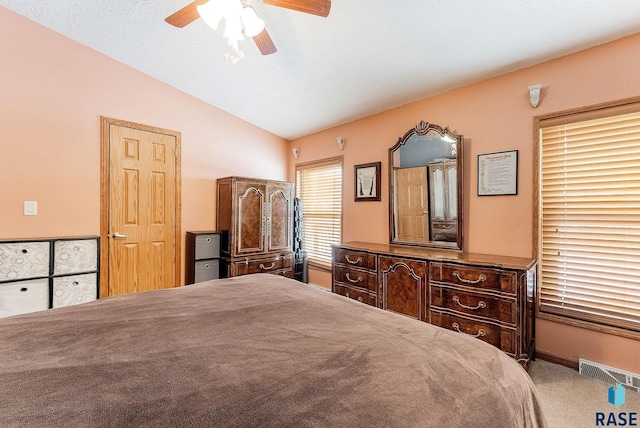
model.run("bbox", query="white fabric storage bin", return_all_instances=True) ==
[0,278,49,318]
[52,273,98,308]
[53,239,98,275]
[0,241,50,282]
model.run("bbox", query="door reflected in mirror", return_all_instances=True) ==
[389,121,463,251]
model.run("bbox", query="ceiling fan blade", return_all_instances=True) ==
[253,28,277,55]
[165,0,208,28]
[262,0,331,17]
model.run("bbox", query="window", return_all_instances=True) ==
[295,157,343,269]
[537,100,640,334]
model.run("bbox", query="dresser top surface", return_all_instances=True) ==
[335,241,536,271]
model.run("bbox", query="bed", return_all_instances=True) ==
[0,274,547,427]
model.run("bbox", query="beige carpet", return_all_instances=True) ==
[529,360,640,428]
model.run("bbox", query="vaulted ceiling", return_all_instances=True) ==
[3,1,640,140]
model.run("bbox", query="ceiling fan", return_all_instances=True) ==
[165,0,331,57]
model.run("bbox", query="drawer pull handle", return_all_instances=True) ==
[72,281,79,286]
[345,255,362,265]
[453,271,486,285]
[205,264,210,268]
[259,262,276,270]
[452,296,486,311]
[345,273,363,284]
[21,249,28,254]
[20,287,28,292]
[344,292,363,303]
[452,322,486,338]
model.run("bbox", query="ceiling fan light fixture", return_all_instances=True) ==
[223,15,245,42]
[241,6,266,37]
[196,1,223,30]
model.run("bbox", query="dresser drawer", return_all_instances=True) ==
[194,233,221,260]
[52,273,97,308]
[0,241,50,282]
[53,239,98,275]
[430,263,516,294]
[430,285,516,324]
[228,254,294,276]
[430,309,517,355]
[333,247,376,271]
[274,268,293,279]
[0,278,50,318]
[246,255,293,274]
[333,284,377,307]
[194,259,220,283]
[333,266,377,292]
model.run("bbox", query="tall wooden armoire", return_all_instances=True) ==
[216,176,294,278]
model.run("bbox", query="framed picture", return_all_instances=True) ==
[354,162,381,201]
[478,150,518,196]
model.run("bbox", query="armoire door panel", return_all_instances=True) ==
[236,183,266,255]
[268,185,292,252]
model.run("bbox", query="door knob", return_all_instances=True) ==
[113,232,127,239]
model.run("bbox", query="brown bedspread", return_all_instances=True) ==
[0,274,547,427]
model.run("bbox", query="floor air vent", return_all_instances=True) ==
[579,359,640,393]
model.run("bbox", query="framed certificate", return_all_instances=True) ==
[478,150,518,196]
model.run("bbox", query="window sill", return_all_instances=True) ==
[307,261,332,272]
[536,310,640,342]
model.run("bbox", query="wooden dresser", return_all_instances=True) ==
[217,176,294,278]
[332,241,536,367]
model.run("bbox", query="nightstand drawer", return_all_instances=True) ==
[431,263,516,294]
[333,266,377,292]
[430,309,516,355]
[430,285,516,324]
[333,248,376,271]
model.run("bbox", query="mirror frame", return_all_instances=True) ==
[389,120,464,251]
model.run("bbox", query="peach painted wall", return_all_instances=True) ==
[0,7,288,282]
[289,33,640,372]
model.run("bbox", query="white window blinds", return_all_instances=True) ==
[539,110,640,332]
[296,157,343,269]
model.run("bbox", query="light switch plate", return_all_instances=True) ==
[24,201,38,216]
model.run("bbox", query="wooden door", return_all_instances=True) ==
[394,167,429,241]
[100,118,181,297]
[267,182,292,252]
[235,179,267,256]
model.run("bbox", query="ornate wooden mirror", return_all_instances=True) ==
[389,120,464,251]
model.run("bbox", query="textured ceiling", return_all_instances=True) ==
[2,1,640,140]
